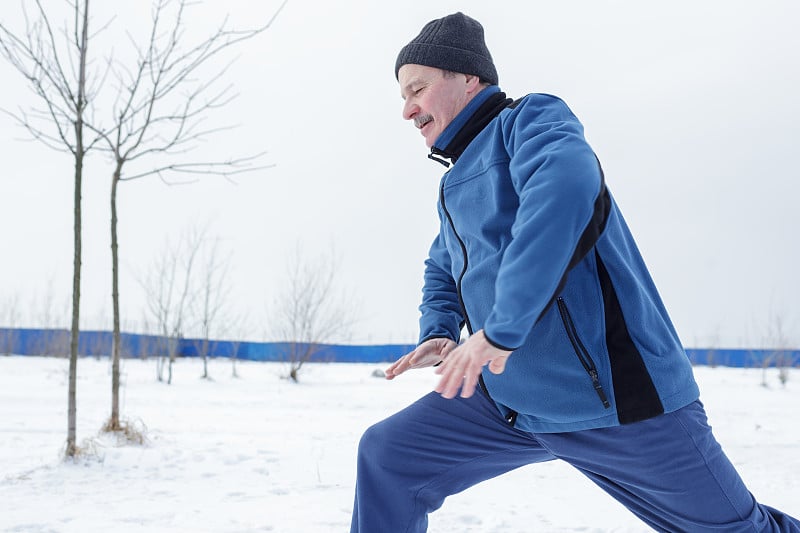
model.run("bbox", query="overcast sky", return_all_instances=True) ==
[1,0,798,348]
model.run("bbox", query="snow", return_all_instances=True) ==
[0,355,797,532]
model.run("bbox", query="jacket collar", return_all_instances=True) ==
[428,85,512,168]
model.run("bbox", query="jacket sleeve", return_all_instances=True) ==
[418,231,464,345]
[483,95,605,351]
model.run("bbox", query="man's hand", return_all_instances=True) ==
[385,337,458,380]
[434,330,511,399]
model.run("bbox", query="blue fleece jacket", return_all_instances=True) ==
[419,86,700,433]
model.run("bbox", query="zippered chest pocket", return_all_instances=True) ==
[556,297,611,409]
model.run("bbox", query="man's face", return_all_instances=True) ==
[398,64,476,148]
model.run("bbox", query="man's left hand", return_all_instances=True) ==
[434,330,511,399]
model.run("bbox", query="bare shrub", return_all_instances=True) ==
[268,244,358,382]
[101,416,150,446]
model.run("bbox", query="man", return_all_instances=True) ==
[350,12,799,532]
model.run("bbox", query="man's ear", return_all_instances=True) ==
[464,73,482,93]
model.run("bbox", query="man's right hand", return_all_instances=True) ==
[385,337,458,380]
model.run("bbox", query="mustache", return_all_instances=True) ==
[414,114,433,129]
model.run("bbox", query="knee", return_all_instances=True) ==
[357,420,393,466]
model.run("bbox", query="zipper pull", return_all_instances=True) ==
[590,370,611,408]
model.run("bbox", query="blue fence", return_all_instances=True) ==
[0,327,415,363]
[0,327,798,367]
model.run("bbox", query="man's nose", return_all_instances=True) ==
[402,100,418,121]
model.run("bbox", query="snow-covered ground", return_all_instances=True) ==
[0,355,797,532]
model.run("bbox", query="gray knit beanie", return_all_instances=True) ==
[395,12,498,85]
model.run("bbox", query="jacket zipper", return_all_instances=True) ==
[440,183,517,424]
[556,297,611,409]
[439,183,473,336]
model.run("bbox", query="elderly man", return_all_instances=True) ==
[350,12,799,533]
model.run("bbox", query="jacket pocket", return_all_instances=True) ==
[556,297,611,409]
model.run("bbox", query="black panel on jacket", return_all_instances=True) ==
[595,251,664,424]
[537,159,611,324]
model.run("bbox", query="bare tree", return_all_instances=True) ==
[141,228,203,385]
[148,229,236,381]
[227,318,251,379]
[192,235,233,380]
[269,244,357,382]
[94,0,284,431]
[759,314,795,388]
[229,335,242,379]
[0,0,105,458]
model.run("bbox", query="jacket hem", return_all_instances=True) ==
[501,386,701,434]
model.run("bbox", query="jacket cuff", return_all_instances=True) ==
[418,334,457,346]
[483,331,517,352]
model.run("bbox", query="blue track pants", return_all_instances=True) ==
[350,389,798,532]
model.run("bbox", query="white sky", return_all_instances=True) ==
[1,0,799,347]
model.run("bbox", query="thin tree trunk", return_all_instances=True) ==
[202,337,209,378]
[109,168,122,429]
[66,0,91,459]
[67,149,82,457]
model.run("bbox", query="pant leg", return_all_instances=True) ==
[536,400,800,532]
[350,388,555,533]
